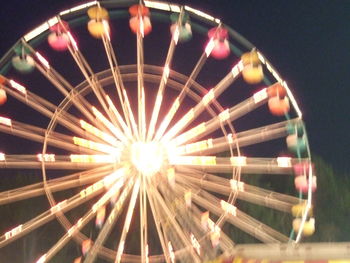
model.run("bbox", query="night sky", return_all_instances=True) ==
[0,0,349,173]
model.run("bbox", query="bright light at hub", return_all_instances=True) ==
[131,142,164,176]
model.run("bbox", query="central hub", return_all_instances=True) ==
[131,141,164,176]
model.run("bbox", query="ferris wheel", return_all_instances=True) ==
[0,1,316,262]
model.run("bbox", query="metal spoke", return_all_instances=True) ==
[0,120,100,154]
[0,165,113,205]
[147,8,184,141]
[100,21,138,139]
[171,156,304,175]
[175,170,302,213]
[154,25,226,142]
[0,172,123,248]
[36,170,128,262]
[114,178,140,263]
[169,88,270,146]
[0,154,120,170]
[176,118,300,156]
[83,173,136,263]
[162,61,244,143]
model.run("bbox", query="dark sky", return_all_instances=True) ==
[0,0,349,173]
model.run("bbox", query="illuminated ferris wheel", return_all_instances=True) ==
[0,1,316,262]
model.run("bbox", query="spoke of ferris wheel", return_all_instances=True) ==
[0,84,96,142]
[82,174,136,263]
[154,25,223,142]
[63,25,120,129]
[188,186,290,243]
[149,183,202,263]
[162,61,244,143]
[146,186,172,263]
[36,210,97,263]
[136,20,146,140]
[2,76,122,147]
[176,118,300,156]
[0,120,101,155]
[170,156,304,175]
[106,95,134,141]
[157,183,216,259]
[168,183,235,254]
[79,119,121,147]
[92,106,128,143]
[1,164,111,192]
[170,89,269,147]
[162,184,235,261]
[0,75,57,114]
[147,8,184,141]
[72,135,122,155]
[34,64,95,123]
[114,178,140,263]
[140,176,148,263]
[0,154,121,170]
[188,200,236,253]
[185,167,302,205]
[38,65,110,136]
[100,27,138,139]
[37,171,130,263]
[0,165,114,205]
[0,171,124,248]
[21,41,108,134]
[175,171,300,213]
[147,188,188,262]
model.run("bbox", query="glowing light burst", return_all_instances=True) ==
[0,1,314,262]
[131,141,165,176]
